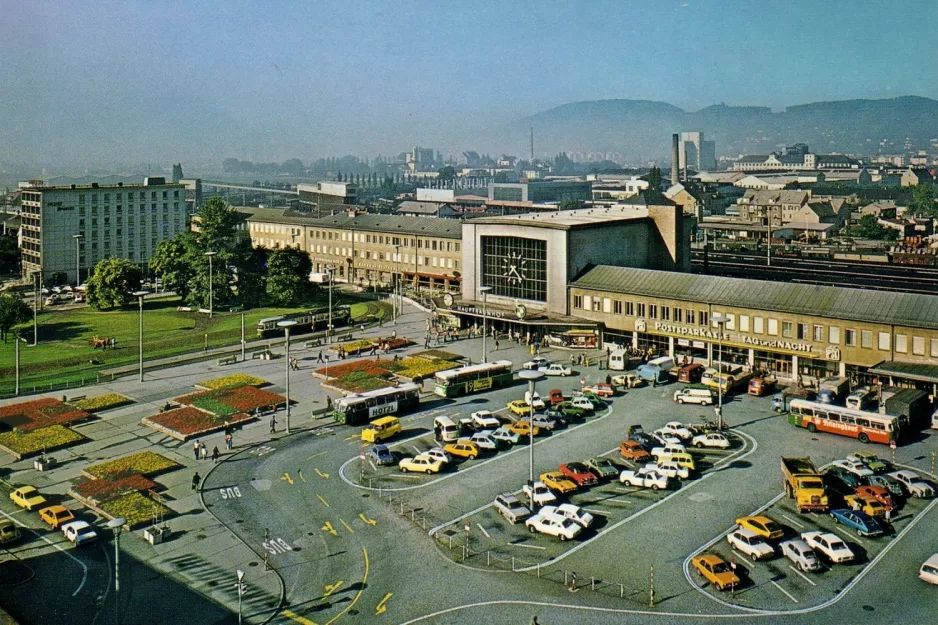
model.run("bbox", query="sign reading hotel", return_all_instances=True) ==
[653,321,814,354]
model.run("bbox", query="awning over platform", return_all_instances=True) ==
[867,361,938,384]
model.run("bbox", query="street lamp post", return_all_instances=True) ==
[712,315,729,430]
[518,369,545,509]
[72,233,83,286]
[204,251,217,319]
[133,291,149,382]
[240,311,246,362]
[480,286,492,362]
[393,244,402,325]
[236,569,246,625]
[326,265,334,344]
[106,517,126,625]
[32,272,38,346]
[14,332,27,396]
[278,320,297,434]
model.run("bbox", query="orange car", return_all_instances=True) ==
[854,485,895,510]
[618,440,652,463]
[692,554,740,591]
[39,505,75,529]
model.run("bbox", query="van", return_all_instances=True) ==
[361,416,401,443]
[608,348,628,371]
[0,520,21,545]
[748,377,776,397]
[673,387,715,406]
[845,389,871,410]
[678,363,704,383]
[660,452,696,472]
[637,357,674,383]
[433,416,460,442]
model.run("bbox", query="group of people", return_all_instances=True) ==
[192,439,221,464]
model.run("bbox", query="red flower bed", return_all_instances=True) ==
[144,406,253,437]
[175,386,285,414]
[314,359,392,379]
[0,397,91,432]
[72,474,157,502]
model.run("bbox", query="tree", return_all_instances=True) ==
[0,295,31,342]
[195,197,242,255]
[910,184,937,218]
[438,165,456,182]
[0,235,20,274]
[558,199,585,210]
[86,258,143,310]
[855,214,899,241]
[266,247,313,306]
[232,240,267,308]
[149,234,196,299]
[647,166,662,190]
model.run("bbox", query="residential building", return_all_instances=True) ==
[395,201,457,218]
[678,132,717,172]
[664,183,700,217]
[901,168,935,187]
[297,182,358,217]
[735,189,812,225]
[487,181,592,204]
[19,177,187,284]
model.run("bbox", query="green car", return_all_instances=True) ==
[554,402,587,419]
[575,392,606,409]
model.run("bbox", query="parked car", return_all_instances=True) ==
[399,454,445,474]
[548,389,565,405]
[660,421,694,440]
[469,431,499,452]
[540,471,578,494]
[735,515,784,541]
[507,400,532,416]
[843,494,890,518]
[524,391,546,411]
[493,493,531,524]
[779,539,822,572]
[618,440,653,463]
[888,470,935,498]
[650,443,687,460]
[508,420,541,438]
[854,485,895,509]
[39,505,75,529]
[522,481,558,507]
[825,467,863,496]
[920,553,938,585]
[525,511,582,541]
[10,486,46,511]
[368,444,395,466]
[541,503,594,528]
[832,458,874,478]
[559,462,599,487]
[471,410,501,430]
[619,466,670,490]
[849,451,888,474]
[522,356,551,371]
[552,402,587,420]
[867,474,904,499]
[61,520,98,546]
[727,528,775,560]
[584,457,618,480]
[0,520,21,545]
[423,447,453,464]
[568,396,596,412]
[651,431,684,447]
[612,373,644,388]
[673,387,715,406]
[692,432,730,449]
[543,363,572,377]
[654,460,690,480]
[800,531,854,564]
[444,440,481,460]
[574,392,606,409]
[691,554,740,591]
[583,383,615,398]
[521,414,558,432]
[491,427,521,446]
[830,508,885,537]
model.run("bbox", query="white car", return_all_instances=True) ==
[692,432,730,449]
[522,481,558,506]
[651,431,684,447]
[920,553,938,585]
[800,531,854,564]
[493,493,531,524]
[522,356,551,371]
[727,528,774,560]
[889,470,935,498]
[524,511,582,541]
[61,520,98,546]
[619,466,670,490]
[524,391,546,411]
[521,414,558,432]
[780,539,822,572]
[399,454,444,474]
[832,458,873,478]
[543,363,572,377]
[653,460,690,480]
[541,503,594,528]
[491,427,521,446]
[471,410,501,430]
[469,431,498,452]
[650,443,686,459]
[661,421,694,440]
[569,396,595,411]
[424,447,453,464]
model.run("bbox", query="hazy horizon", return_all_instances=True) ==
[3,0,937,169]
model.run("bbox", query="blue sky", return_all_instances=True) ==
[2,0,936,167]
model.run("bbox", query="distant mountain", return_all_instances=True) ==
[490,96,938,162]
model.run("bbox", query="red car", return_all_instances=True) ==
[854,485,895,510]
[584,383,615,398]
[548,389,566,406]
[559,462,598,487]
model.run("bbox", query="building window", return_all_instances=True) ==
[583,295,591,310]
[931,338,938,357]
[813,325,824,342]
[649,304,658,319]
[573,295,583,309]
[739,315,749,332]
[859,330,873,349]
[674,308,682,323]
[913,336,925,356]
[829,326,841,344]
[592,298,601,312]
[766,319,777,336]
[626,302,634,316]
[637,303,646,317]
[895,334,907,353]
[686,309,695,325]
[661,306,669,321]
[797,323,808,340]
[699,311,708,326]
[878,332,890,351]
[614,300,623,315]
[480,235,548,302]
[845,329,856,346]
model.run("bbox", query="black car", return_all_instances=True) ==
[548,405,583,424]
[824,466,862,495]
[629,431,654,450]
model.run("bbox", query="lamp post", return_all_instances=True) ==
[518,369,545,509]
[480,286,492,362]
[14,332,27,396]
[712,315,729,430]
[278,320,297,434]
[393,244,402,325]
[204,251,217,319]
[240,311,246,362]
[326,265,334,344]
[235,569,246,625]
[133,291,149,383]
[72,233,83,286]
[32,272,38,346]
[106,517,126,625]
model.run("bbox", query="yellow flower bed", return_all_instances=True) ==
[195,374,267,391]
[73,394,134,413]
[0,425,85,456]
[394,358,458,379]
[337,338,375,353]
[99,491,170,528]
[87,451,180,478]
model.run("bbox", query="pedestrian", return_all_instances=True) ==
[570,571,577,592]
[326,396,333,410]
[270,415,277,433]
[425,335,430,349]
[225,433,233,450]
[199,442,207,461]
[191,472,201,491]
[193,440,200,461]
[530,617,539,625]
[317,351,324,363]
[606,374,612,385]
[212,446,220,463]
[494,339,500,351]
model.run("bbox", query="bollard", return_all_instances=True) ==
[411,509,415,521]
[537,563,540,578]
[932,451,935,476]
[649,566,655,608]
[591,576,595,591]
[564,570,568,586]
[487,551,491,567]
[400,501,404,514]
[422,517,427,530]
[620,584,624,598]
[511,556,515,572]
[449,535,453,549]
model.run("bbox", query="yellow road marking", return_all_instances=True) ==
[358,513,377,526]
[281,609,318,625]
[321,521,337,536]
[375,592,393,615]
[344,434,358,441]
[307,451,327,460]
[340,519,354,534]
[315,468,330,479]
[317,494,329,507]
[281,473,294,485]
[298,470,306,482]
[322,580,344,599]
[323,547,369,625]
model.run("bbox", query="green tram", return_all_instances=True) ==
[433,360,514,398]
[331,383,422,426]
[256,305,351,338]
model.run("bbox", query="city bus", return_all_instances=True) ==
[787,398,900,445]
[331,383,421,425]
[433,361,514,398]
[256,305,351,338]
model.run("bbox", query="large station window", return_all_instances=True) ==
[480,236,547,302]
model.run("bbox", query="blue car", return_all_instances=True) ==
[368,444,395,466]
[830,508,884,537]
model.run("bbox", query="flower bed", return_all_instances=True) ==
[0,425,86,460]
[85,451,180,479]
[97,491,171,529]
[0,397,91,432]
[142,406,255,441]
[412,349,463,362]
[194,374,267,391]
[71,474,157,503]
[386,357,458,380]
[313,359,392,380]
[332,336,414,355]
[328,375,397,394]
[73,393,134,413]
[176,385,285,414]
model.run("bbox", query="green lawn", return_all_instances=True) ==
[1,295,389,397]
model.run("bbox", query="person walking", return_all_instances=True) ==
[191,472,201,491]
[212,446,220,463]
[225,433,233,450]
[494,339,500,351]
[570,571,578,592]
[317,351,324,363]
[199,442,207,461]
[270,415,277,434]
[193,440,200,461]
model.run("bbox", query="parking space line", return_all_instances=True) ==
[781,514,806,529]
[788,565,817,586]
[730,551,754,568]
[514,543,546,550]
[368,460,376,471]
[476,523,491,538]
[771,580,799,603]
[583,508,608,516]
[411,445,423,455]
[832,527,866,547]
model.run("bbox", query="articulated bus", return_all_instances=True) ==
[256,305,351,338]
[433,360,514,398]
[331,383,421,425]
[787,399,900,445]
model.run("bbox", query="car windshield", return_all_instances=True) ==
[711,562,729,574]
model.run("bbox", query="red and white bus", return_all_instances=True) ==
[787,399,900,445]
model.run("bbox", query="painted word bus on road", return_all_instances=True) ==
[787,399,899,445]
[332,383,421,425]
[434,361,514,398]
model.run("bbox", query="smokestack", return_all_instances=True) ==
[530,127,534,161]
[671,134,680,186]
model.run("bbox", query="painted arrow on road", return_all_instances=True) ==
[322,580,344,599]
[281,472,294,485]
[375,592,392,615]
[321,521,337,536]
[358,513,377,526]
[315,468,330,479]
[298,470,306,482]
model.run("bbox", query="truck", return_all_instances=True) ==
[702,365,753,394]
[781,457,830,514]
[817,376,849,404]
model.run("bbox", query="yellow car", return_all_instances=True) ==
[507,400,532,416]
[844,495,889,518]
[692,554,740,591]
[444,440,481,460]
[10,486,47,511]
[39,505,75,529]
[508,420,541,437]
[735,515,784,541]
[540,471,578,494]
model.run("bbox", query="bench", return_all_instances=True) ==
[217,356,237,366]
[306,339,324,349]
[68,395,87,403]
[252,350,272,360]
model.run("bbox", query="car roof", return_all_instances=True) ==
[733,528,759,538]
[781,538,811,550]
[924,553,938,569]
[62,520,91,531]
[696,554,725,565]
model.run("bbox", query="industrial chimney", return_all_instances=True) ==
[671,134,680,186]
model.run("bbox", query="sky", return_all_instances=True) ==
[2,0,937,168]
